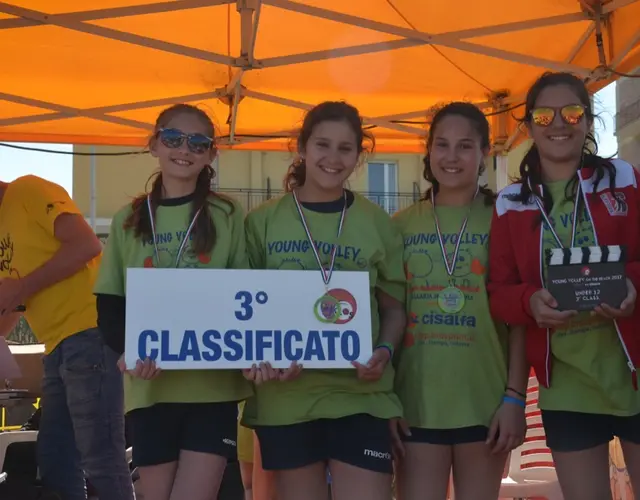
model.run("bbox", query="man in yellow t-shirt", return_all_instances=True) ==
[0,175,134,500]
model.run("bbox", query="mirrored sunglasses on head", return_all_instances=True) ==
[530,104,586,127]
[157,128,213,154]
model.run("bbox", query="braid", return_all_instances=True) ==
[123,173,163,243]
[191,165,216,255]
[284,158,306,192]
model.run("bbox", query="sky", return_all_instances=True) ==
[0,83,619,196]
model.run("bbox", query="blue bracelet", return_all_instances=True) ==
[375,343,394,359]
[503,395,525,408]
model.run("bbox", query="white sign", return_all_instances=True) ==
[124,268,372,369]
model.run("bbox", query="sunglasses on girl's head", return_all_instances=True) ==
[530,104,586,127]
[157,128,213,154]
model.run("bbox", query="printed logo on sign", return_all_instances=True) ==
[600,192,628,216]
[314,288,358,325]
[581,266,591,277]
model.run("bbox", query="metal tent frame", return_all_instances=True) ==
[1,0,639,209]
[1,0,638,149]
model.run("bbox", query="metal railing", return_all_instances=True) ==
[216,187,421,215]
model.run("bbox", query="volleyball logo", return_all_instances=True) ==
[314,288,358,324]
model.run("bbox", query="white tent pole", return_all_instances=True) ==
[90,146,97,232]
[496,156,509,191]
[492,94,511,191]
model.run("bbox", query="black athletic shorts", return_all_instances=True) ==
[541,410,640,452]
[402,425,489,446]
[254,413,392,474]
[128,401,238,466]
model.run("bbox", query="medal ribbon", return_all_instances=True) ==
[527,178,581,248]
[147,194,201,268]
[431,186,479,279]
[292,190,347,288]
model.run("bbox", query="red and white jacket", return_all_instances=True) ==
[488,159,640,389]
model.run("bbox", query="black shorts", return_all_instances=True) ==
[254,414,392,474]
[541,410,640,452]
[129,401,238,466]
[402,426,489,446]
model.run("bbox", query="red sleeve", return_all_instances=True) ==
[624,168,640,293]
[487,207,539,327]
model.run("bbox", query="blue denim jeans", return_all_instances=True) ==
[38,328,134,500]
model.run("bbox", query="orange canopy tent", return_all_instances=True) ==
[1,0,639,156]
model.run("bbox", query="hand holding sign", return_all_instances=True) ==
[529,289,577,329]
[593,278,637,319]
[278,361,303,382]
[118,353,161,380]
[243,361,304,384]
[243,362,278,385]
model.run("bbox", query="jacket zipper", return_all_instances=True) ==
[578,174,637,380]
[537,220,551,388]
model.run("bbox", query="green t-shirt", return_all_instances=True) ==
[95,194,254,413]
[392,197,508,429]
[241,191,405,426]
[539,180,640,416]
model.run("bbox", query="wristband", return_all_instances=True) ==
[506,386,527,399]
[503,395,526,408]
[375,342,394,359]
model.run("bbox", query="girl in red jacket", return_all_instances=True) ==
[488,71,640,500]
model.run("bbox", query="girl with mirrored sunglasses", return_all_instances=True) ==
[488,71,640,500]
[94,103,253,500]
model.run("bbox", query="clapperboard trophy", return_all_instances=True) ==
[545,245,628,311]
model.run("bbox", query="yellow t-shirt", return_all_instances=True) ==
[0,175,100,353]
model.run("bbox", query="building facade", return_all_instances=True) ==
[73,145,505,237]
[616,69,640,166]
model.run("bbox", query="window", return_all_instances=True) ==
[367,162,398,213]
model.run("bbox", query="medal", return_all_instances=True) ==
[431,186,479,313]
[438,286,465,314]
[147,195,201,268]
[314,294,340,323]
[292,190,348,322]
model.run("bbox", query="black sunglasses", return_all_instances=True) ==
[157,128,213,154]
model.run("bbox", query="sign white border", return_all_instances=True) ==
[124,268,373,369]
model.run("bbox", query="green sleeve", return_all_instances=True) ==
[94,215,126,296]
[245,212,266,270]
[227,203,250,270]
[375,216,406,303]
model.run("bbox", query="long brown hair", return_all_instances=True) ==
[123,104,232,255]
[423,102,496,206]
[284,101,374,192]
